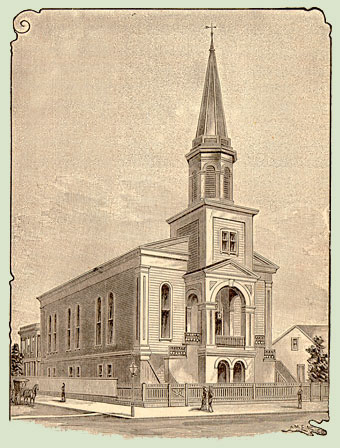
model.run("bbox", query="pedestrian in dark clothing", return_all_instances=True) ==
[200,386,207,411]
[61,383,66,402]
[297,384,303,409]
[208,387,214,413]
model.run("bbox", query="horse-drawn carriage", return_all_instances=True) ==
[10,377,39,405]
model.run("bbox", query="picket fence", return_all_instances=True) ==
[116,382,329,407]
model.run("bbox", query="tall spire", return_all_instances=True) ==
[195,24,228,140]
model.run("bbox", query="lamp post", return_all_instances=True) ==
[129,360,138,417]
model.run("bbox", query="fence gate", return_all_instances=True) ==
[169,384,186,407]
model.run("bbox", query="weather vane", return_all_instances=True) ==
[205,23,216,49]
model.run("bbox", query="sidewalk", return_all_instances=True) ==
[32,395,329,420]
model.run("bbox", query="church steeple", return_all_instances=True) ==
[186,27,237,206]
[195,24,227,140]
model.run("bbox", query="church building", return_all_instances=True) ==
[37,31,279,385]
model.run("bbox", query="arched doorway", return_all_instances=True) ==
[186,294,199,333]
[233,361,245,383]
[217,361,230,383]
[215,287,246,341]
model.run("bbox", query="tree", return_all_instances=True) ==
[11,343,24,377]
[306,336,328,382]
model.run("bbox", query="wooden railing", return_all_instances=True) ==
[264,349,276,360]
[255,334,265,346]
[184,332,201,344]
[115,382,328,407]
[169,345,187,357]
[215,335,245,347]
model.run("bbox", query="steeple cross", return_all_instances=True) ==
[205,23,216,50]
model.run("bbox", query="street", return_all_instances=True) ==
[10,403,329,438]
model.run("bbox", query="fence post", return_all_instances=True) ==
[185,383,188,406]
[168,383,171,407]
[142,383,146,407]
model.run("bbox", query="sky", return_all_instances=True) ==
[11,8,330,342]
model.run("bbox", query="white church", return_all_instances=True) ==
[37,30,280,385]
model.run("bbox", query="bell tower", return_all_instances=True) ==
[187,25,237,206]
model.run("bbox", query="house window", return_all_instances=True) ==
[107,293,114,344]
[48,316,52,353]
[53,367,56,377]
[47,367,51,377]
[37,335,40,356]
[97,364,103,377]
[76,366,81,377]
[221,230,238,254]
[68,366,73,377]
[291,337,299,351]
[67,308,71,350]
[75,305,80,349]
[205,165,216,198]
[27,337,31,354]
[107,364,113,378]
[160,283,171,339]
[96,297,102,345]
[223,167,231,199]
[53,314,57,351]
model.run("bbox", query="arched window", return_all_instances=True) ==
[75,305,80,349]
[223,167,231,199]
[96,297,102,345]
[160,284,171,339]
[107,292,115,344]
[186,294,199,333]
[48,315,52,353]
[53,313,57,351]
[67,308,71,350]
[205,165,216,198]
[191,171,198,202]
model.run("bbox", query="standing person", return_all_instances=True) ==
[61,383,66,402]
[200,386,207,411]
[208,386,214,413]
[297,384,303,409]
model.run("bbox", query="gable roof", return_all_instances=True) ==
[186,258,259,280]
[253,252,279,273]
[273,324,329,347]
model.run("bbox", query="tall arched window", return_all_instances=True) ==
[107,292,115,344]
[75,305,80,349]
[96,297,102,345]
[67,308,71,350]
[223,167,231,199]
[205,165,216,198]
[186,294,199,333]
[191,171,198,202]
[160,284,171,339]
[53,313,57,351]
[48,315,52,353]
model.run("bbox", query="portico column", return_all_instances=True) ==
[245,306,256,348]
[200,303,216,346]
[265,284,273,348]
[230,367,234,383]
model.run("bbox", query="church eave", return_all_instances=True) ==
[185,145,237,163]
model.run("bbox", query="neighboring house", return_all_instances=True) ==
[18,323,41,376]
[273,324,328,383]
[36,34,280,385]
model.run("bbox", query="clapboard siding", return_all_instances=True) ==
[255,280,265,334]
[177,220,199,271]
[213,217,245,264]
[148,267,186,353]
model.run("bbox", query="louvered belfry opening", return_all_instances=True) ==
[205,165,216,198]
[223,167,231,200]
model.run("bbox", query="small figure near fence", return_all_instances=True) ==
[208,386,214,413]
[61,383,66,402]
[297,384,303,409]
[200,386,208,411]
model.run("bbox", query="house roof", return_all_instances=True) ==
[273,324,329,348]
